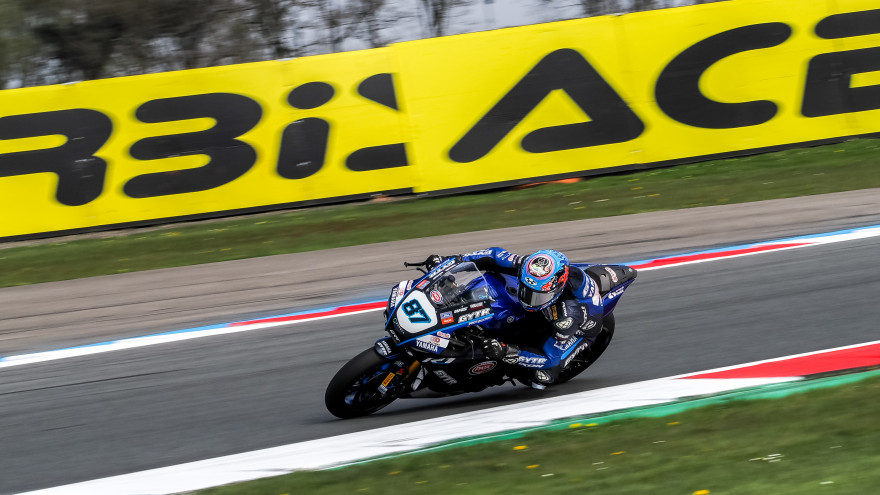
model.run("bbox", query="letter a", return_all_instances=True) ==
[448,49,644,163]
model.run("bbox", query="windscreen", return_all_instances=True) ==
[426,262,490,309]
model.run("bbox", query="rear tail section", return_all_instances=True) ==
[576,264,638,315]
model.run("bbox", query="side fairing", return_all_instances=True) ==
[481,273,528,331]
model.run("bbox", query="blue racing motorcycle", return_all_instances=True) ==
[325,258,637,418]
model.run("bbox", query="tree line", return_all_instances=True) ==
[0,0,720,89]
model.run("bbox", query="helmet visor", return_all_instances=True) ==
[518,285,559,310]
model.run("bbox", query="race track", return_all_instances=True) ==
[2,189,879,494]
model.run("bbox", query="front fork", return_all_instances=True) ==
[378,359,421,396]
[374,336,424,396]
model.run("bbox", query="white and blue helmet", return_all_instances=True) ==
[517,250,570,311]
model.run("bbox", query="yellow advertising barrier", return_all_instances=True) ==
[0,49,413,238]
[398,0,880,191]
[1,0,879,240]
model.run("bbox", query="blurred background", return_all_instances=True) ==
[0,0,722,90]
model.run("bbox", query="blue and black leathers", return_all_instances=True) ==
[454,247,604,382]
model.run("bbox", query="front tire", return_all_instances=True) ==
[556,313,615,384]
[325,348,400,419]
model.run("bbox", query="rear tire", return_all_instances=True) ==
[555,313,615,384]
[325,348,400,419]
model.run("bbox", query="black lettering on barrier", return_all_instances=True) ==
[348,73,408,171]
[655,23,791,129]
[288,82,335,109]
[278,82,335,180]
[125,93,262,198]
[449,48,644,163]
[279,76,409,178]
[803,10,880,118]
[802,47,880,118]
[358,73,398,110]
[277,117,330,179]
[815,9,880,39]
[0,109,111,206]
[346,143,408,171]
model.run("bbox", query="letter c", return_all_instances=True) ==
[655,23,791,129]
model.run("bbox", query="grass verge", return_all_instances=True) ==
[197,373,880,495]
[3,138,880,287]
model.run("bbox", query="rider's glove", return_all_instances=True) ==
[482,339,519,365]
[425,254,443,271]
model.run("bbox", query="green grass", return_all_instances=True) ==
[3,138,880,287]
[198,374,880,495]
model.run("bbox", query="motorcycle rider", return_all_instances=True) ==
[424,247,603,390]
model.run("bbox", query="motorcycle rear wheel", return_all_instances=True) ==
[325,348,400,419]
[556,313,615,384]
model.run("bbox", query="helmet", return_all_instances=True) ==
[517,250,570,311]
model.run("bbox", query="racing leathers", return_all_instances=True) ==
[436,247,604,388]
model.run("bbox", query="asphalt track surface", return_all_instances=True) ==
[1,189,879,494]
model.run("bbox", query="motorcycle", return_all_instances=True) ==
[325,257,637,418]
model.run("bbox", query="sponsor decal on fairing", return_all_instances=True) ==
[518,355,548,368]
[607,286,625,300]
[422,357,456,364]
[469,361,497,374]
[415,340,440,353]
[416,334,449,349]
[389,282,406,308]
[374,339,393,356]
[433,369,458,385]
[458,307,491,323]
[605,266,619,283]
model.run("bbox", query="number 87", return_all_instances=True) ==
[402,300,430,323]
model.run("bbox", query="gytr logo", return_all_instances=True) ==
[458,308,491,323]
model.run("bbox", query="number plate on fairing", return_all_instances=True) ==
[395,291,438,334]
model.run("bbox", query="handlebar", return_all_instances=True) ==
[404,260,429,274]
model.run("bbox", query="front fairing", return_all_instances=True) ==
[383,262,524,355]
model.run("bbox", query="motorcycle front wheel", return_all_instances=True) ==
[325,348,401,419]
